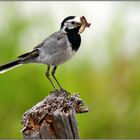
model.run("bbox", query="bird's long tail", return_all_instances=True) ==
[0,49,39,74]
[0,59,22,74]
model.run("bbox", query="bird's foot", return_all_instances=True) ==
[50,88,71,97]
[54,88,59,92]
[60,88,71,95]
[50,88,61,96]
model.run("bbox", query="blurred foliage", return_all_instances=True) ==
[0,2,140,138]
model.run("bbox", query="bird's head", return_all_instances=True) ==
[60,16,91,34]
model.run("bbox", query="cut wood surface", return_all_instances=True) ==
[21,89,88,139]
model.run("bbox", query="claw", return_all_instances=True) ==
[60,88,71,95]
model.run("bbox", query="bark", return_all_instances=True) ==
[21,89,88,139]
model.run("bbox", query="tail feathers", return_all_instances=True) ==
[0,49,39,74]
[0,59,22,74]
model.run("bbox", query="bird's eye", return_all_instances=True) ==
[71,21,75,25]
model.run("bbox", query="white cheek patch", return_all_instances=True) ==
[64,22,74,30]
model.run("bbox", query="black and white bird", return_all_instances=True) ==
[0,16,90,90]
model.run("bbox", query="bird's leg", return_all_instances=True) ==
[51,66,63,90]
[46,65,56,90]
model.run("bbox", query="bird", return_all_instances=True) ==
[0,16,90,90]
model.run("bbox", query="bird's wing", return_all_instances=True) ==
[18,49,39,61]
[34,31,68,54]
[17,31,68,63]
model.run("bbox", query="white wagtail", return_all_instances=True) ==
[0,16,91,90]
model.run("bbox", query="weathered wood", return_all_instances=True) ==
[21,89,88,139]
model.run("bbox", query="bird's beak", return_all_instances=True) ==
[76,22,82,27]
[78,16,91,34]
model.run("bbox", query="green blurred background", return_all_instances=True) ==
[0,1,140,138]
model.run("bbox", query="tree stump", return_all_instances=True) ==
[21,90,88,139]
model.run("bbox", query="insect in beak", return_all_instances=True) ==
[78,16,91,34]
